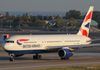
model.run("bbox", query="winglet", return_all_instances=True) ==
[77,6,94,37]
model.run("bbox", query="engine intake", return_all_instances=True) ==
[58,49,74,58]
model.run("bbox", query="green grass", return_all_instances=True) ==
[0,43,3,51]
[33,65,100,70]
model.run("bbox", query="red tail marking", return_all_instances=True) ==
[80,28,88,37]
[84,11,93,22]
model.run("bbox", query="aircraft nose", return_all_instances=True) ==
[3,43,13,51]
[3,43,8,50]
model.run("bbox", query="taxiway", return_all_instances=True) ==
[0,51,100,70]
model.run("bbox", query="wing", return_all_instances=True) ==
[68,43,100,49]
[87,38,100,42]
[45,43,100,51]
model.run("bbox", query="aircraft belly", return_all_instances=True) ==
[5,50,45,54]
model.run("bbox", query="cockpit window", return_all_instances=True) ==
[5,41,14,43]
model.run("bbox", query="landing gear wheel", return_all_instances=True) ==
[38,55,42,59]
[61,58,66,60]
[33,54,42,60]
[66,57,69,60]
[9,55,14,61]
[33,55,37,59]
[9,54,14,62]
[61,57,69,60]
[9,57,14,61]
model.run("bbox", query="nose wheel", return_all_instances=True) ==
[33,54,42,60]
[9,54,14,61]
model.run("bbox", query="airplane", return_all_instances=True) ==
[1,6,100,61]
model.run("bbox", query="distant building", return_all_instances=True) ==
[0,14,4,17]
[91,20,98,26]
[45,21,49,24]
[52,15,57,19]
[45,19,98,26]
[45,21,52,25]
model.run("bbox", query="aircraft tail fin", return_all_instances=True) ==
[77,6,94,37]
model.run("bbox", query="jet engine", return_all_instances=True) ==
[58,49,74,59]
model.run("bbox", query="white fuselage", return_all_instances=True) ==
[3,34,91,54]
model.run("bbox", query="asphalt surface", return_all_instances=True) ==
[0,31,100,70]
[0,50,100,70]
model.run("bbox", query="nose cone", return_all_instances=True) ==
[3,43,13,51]
[3,43,8,51]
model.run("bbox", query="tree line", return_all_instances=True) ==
[0,10,100,28]
[65,10,100,28]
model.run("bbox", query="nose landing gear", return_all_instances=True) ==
[9,54,14,61]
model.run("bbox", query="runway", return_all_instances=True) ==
[0,51,100,70]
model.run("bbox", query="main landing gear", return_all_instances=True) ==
[33,54,42,60]
[9,54,14,61]
[61,57,69,60]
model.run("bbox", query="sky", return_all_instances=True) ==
[0,0,100,12]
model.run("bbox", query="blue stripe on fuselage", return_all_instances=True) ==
[5,50,45,54]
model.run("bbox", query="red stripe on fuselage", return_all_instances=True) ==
[17,39,29,42]
[84,11,93,22]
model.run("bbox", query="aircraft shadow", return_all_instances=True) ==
[0,56,32,60]
[0,56,58,61]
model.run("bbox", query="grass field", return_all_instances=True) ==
[0,43,3,51]
[35,65,100,70]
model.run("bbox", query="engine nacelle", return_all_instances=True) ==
[58,49,74,58]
